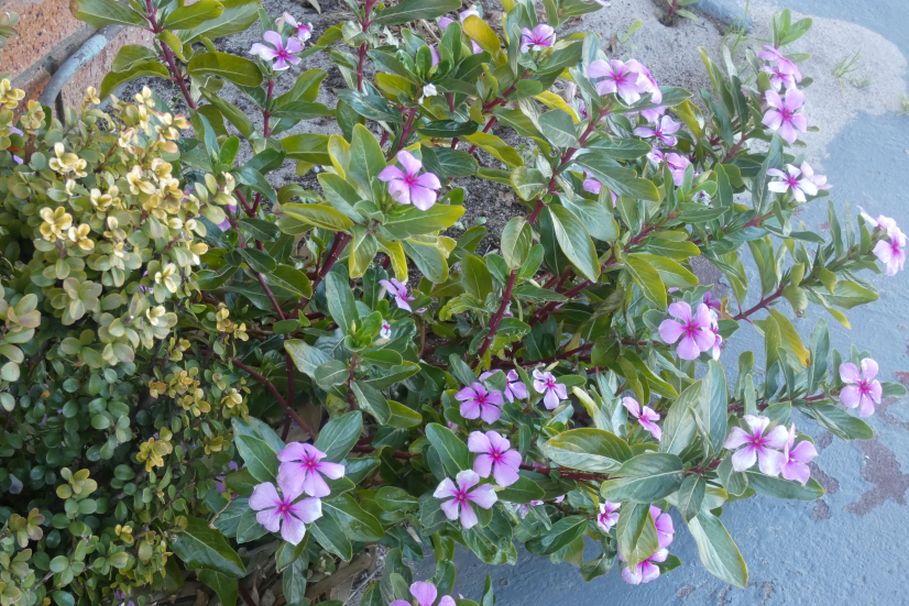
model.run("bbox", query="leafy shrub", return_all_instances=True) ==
[1,1,906,605]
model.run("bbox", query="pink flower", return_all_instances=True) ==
[468,430,521,487]
[839,358,882,417]
[658,302,716,360]
[621,549,668,584]
[277,442,345,498]
[626,59,663,121]
[439,8,482,54]
[723,415,788,475]
[582,174,602,194]
[767,162,821,203]
[378,150,442,210]
[379,278,415,311]
[532,369,567,410]
[780,425,818,485]
[650,505,675,548]
[587,59,647,104]
[429,44,440,66]
[249,480,323,545]
[379,319,392,340]
[872,224,906,276]
[433,469,498,529]
[596,501,620,532]
[762,88,807,144]
[758,45,803,90]
[646,146,664,166]
[703,291,721,311]
[622,396,662,440]
[249,31,303,71]
[634,115,681,147]
[520,24,556,52]
[479,369,528,402]
[455,382,504,423]
[389,581,455,606]
[665,152,691,186]
[280,12,313,44]
[707,309,723,361]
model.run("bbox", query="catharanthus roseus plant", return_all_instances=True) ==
[1,1,906,605]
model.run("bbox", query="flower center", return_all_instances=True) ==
[786,175,800,189]
[780,107,794,121]
[453,489,468,504]
[545,378,556,389]
[277,500,292,515]
[684,321,699,337]
[403,173,418,187]
[490,448,502,463]
[475,392,487,405]
[749,433,766,449]
[892,240,904,254]
[276,48,290,61]
[858,380,871,395]
[304,456,317,470]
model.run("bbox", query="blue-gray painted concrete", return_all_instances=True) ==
[429,2,909,603]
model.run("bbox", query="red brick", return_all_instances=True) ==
[60,27,153,107]
[0,0,94,77]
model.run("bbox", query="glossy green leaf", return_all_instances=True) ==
[171,518,246,577]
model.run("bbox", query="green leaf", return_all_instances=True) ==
[615,502,658,567]
[425,423,469,478]
[285,340,331,379]
[164,0,223,29]
[600,453,685,502]
[188,52,262,87]
[500,217,532,270]
[533,515,587,554]
[461,254,493,299]
[314,411,362,462]
[463,132,523,167]
[100,61,170,99]
[198,570,238,606]
[179,0,258,42]
[278,203,354,233]
[323,495,384,542]
[497,473,545,503]
[676,475,706,521]
[324,271,358,334]
[110,45,158,72]
[510,167,548,201]
[573,155,660,201]
[381,204,464,239]
[548,205,600,281]
[73,0,146,27]
[386,399,423,428]
[542,428,631,473]
[539,110,578,148]
[234,434,278,483]
[281,133,331,165]
[310,514,353,560]
[745,472,825,500]
[696,361,728,453]
[421,147,478,178]
[171,518,246,577]
[348,124,387,196]
[802,403,874,440]
[687,512,748,588]
[374,0,460,25]
[624,253,667,308]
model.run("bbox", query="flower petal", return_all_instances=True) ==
[249,482,280,511]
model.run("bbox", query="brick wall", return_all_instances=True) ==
[0,0,151,107]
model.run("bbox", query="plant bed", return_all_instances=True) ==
[0,1,906,605]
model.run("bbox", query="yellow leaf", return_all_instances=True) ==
[534,91,580,123]
[462,15,500,55]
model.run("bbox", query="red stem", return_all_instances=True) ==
[233,359,317,438]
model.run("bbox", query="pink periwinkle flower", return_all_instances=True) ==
[634,115,681,147]
[249,31,303,71]
[429,44,440,66]
[658,302,715,360]
[665,152,691,187]
[280,12,313,44]
[703,291,721,311]
[378,150,442,210]
[626,59,664,121]
[249,480,323,545]
[532,369,567,410]
[871,221,906,277]
[621,548,669,585]
[389,581,456,606]
[433,469,498,529]
[707,309,723,361]
[723,415,788,475]
[780,425,818,485]
[277,442,345,498]
[762,88,807,144]
[520,24,556,52]
[758,45,803,90]
[650,505,675,548]
[596,501,621,532]
[583,173,602,195]
[379,319,392,340]
[622,396,662,440]
[767,162,825,203]
[587,59,648,104]
[456,382,504,423]
[839,358,882,417]
[646,146,664,166]
[479,369,528,402]
[379,278,416,311]
[468,430,521,487]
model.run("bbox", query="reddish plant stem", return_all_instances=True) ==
[355,0,376,92]
[263,78,274,137]
[728,392,826,414]
[233,359,317,438]
[389,106,418,158]
[145,0,196,110]
[723,133,748,162]
[472,269,518,367]
[732,286,783,321]
[297,232,353,311]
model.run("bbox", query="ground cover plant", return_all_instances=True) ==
[0,1,906,604]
